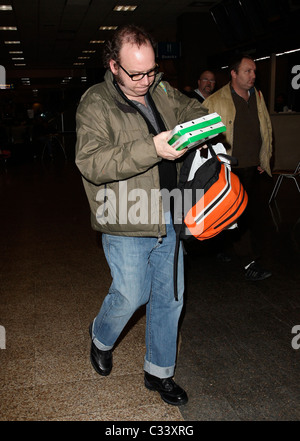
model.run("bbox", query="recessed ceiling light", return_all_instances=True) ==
[0,5,13,10]
[113,5,137,12]
[82,50,96,53]
[98,26,118,31]
[0,26,17,30]
[78,56,90,59]
[4,40,20,44]
[14,63,26,66]
[90,40,105,44]
[73,62,84,65]
[9,50,23,54]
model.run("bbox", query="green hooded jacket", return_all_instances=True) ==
[75,70,208,237]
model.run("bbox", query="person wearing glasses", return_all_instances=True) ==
[194,70,216,102]
[75,24,208,406]
[184,70,216,102]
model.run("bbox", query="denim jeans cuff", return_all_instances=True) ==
[91,321,114,350]
[93,337,114,351]
[144,358,175,378]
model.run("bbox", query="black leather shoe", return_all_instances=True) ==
[245,261,272,281]
[89,323,112,376]
[144,372,188,406]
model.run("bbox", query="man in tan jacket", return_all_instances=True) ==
[203,54,273,281]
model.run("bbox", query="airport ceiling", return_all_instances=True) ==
[1,0,300,89]
[0,0,219,88]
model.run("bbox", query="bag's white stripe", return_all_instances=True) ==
[194,166,231,225]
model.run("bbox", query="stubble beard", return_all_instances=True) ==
[114,73,125,87]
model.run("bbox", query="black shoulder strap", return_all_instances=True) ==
[173,226,181,301]
[207,143,239,166]
[173,141,238,301]
[178,149,197,188]
[173,147,199,301]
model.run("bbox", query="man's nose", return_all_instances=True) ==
[140,75,151,85]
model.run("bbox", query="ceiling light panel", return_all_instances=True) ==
[113,5,138,12]
[98,26,118,30]
[0,26,17,30]
[0,5,13,10]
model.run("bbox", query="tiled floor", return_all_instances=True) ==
[1,146,300,421]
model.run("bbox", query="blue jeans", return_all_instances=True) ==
[91,220,184,378]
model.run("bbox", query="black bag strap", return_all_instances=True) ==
[207,142,238,166]
[173,142,239,300]
[173,228,181,301]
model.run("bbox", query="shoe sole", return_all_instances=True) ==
[145,380,188,406]
[245,273,272,281]
[89,323,112,377]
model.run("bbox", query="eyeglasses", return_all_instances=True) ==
[200,78,216,84]
[118,63,159,81]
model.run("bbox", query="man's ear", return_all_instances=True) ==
[231,69,237,80]
[109,60,118,74]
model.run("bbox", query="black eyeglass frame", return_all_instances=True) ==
[117,63,159,81]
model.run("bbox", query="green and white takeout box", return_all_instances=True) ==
[168,113,226,151]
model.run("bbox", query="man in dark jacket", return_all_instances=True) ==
[184,70,216,103]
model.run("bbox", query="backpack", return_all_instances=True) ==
[172,142,248,300]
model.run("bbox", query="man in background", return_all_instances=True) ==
[185,70,216,102]
[203,54,273,281]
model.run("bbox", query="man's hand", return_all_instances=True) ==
[153,130,187,160]
[257,166,265,174]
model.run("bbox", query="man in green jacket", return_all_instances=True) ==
[75,24,208,406]
[203,54,273,281]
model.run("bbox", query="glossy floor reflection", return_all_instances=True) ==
[0,154,299,421]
